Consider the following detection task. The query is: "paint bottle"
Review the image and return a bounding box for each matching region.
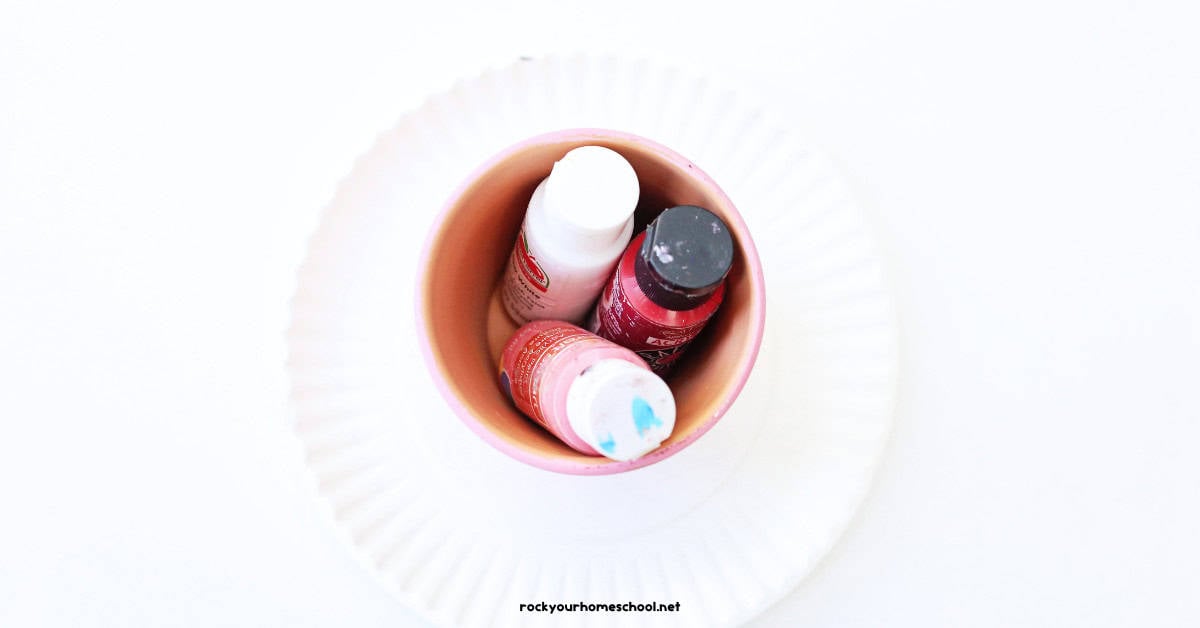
[588,205,734,375]
[498,320,675,461]
[499,146,639,325]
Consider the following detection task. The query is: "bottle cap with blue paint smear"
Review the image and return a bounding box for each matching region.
[565,358,676,461]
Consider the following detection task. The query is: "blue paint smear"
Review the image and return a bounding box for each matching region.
[598,433,616,454]
[633,396,663,436]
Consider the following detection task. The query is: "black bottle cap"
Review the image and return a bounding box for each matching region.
[633,205,734,311]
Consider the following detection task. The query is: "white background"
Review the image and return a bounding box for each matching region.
[3,1,1198,626]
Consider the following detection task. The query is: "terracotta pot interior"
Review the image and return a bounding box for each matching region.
[422,136,757,465]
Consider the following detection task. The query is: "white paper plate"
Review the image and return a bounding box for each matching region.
[288,54,897,627]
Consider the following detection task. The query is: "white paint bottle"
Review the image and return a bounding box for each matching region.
[499,146,639,325]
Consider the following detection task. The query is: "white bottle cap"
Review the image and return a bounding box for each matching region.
[565,359,676,461]
[542,146,640,253]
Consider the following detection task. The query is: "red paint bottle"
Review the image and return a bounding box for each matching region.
[588,205,734,375]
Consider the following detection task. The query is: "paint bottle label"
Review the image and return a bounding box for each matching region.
[499,324,605,427]
[589,267,720,374]
[499,227,552,324]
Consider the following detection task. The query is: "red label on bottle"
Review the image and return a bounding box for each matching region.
[515,230,549,292]
[589,261,720,375]
[500,325,599,425]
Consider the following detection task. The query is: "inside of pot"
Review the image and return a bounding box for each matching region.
[422,133,759,466]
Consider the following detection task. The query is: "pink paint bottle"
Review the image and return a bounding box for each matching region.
[588,205,734,375]
[498,320,676,461]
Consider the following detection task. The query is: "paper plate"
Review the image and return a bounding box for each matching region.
[287,54,897,627]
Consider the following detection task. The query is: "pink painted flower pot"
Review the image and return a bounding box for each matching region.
[417,129,765,475]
